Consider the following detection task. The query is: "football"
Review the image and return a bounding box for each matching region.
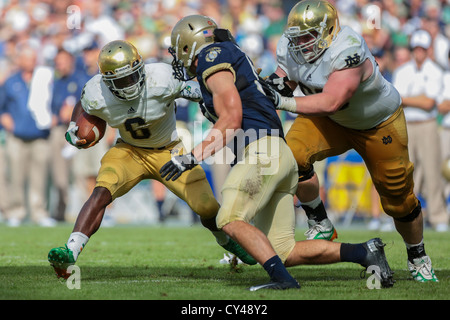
[75,111,107,148]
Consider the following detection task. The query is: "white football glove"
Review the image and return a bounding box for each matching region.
[65,121,86,149]
[179,80,202,102]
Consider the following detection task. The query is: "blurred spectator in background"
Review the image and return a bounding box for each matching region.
[438,50,450,218]
[49,49,85,222]
[83,0,125,48]
[0,0,449,226]
[0,70,9,221]
[0,43,55,227]
[0,120,7,221]
[393,45,411,68]
[0,34,14,221]
[422,16,450,71]
[393,29,448,232]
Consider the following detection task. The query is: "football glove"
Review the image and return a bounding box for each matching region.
[65,121,86,149]
[160,152,199,181]
[258,78,282,108]
[258,78,297,113]
[265,73,294,97]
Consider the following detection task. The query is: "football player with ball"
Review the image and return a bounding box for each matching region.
[48,40,256,279]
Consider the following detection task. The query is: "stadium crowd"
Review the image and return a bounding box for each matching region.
[0,0,449,231]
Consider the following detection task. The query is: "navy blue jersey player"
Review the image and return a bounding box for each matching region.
[197,41,284,141]
[161,15,301,290]
[160,15,395,290]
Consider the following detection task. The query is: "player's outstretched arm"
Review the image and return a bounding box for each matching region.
[270,61,370,116]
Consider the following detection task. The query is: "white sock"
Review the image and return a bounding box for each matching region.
[405,238,424,249]
[212,231,229,246]
[67,232,89,261]
[301,196,322,209]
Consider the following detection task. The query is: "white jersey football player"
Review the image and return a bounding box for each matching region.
[276,23,400,130]
[48,40,256,280]
[79,62,199,149]
[263,0,437,282]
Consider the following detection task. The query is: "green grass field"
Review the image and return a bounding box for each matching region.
[1,224,449,304]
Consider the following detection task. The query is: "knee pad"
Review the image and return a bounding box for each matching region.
[190,196,219,220]
[394,201,422,223]
[372,158,417,218]
[298,165,314,182]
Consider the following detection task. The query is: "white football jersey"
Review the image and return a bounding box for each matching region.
[81,63,200,148]
[277,26,401,130]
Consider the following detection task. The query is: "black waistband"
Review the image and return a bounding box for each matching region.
[116,138,170,150]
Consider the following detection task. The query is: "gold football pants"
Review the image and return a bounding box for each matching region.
[286,107,418,219]
[95,140,219,219]
[216,136,299,262]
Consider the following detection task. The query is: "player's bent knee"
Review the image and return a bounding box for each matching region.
[88,186,113,207]
[372,159,417,218]
[271,238,295,264]
[215,204,250,230]
[298,165,314,182]
[216,213,246,230]
[379,191,418,218]
[96,167,120,198]
[191,199,219,220]
[394,201,422,223]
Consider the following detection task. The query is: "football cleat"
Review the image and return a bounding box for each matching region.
[304,218,338,241]
[220,238,257,265]
[407,256,438,282]
[48,245,76,280]
[248,279,300,291]
[360,238,395,288]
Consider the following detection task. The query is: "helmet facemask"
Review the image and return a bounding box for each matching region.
[168,37,197,82]
[285,21,330,64]
[285,0,340,65]
[98,40,146,101]
[102,59,145,101]
[169,15,217,81]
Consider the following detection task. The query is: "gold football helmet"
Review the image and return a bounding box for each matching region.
[98,40,145,101]
[285,0,340,64]
[443,157,450,182]
[169,15,217,79]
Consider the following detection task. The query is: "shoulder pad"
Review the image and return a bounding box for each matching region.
[213,29,237,45]
[330,28,367,71]
[80,75,105,113]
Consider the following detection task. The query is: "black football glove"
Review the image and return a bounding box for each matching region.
[258,78,283,109]
[160,152,198,181]
[265,73,294,97]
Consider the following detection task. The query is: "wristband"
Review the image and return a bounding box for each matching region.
[67,121,77,131]
[279,97,297,113]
